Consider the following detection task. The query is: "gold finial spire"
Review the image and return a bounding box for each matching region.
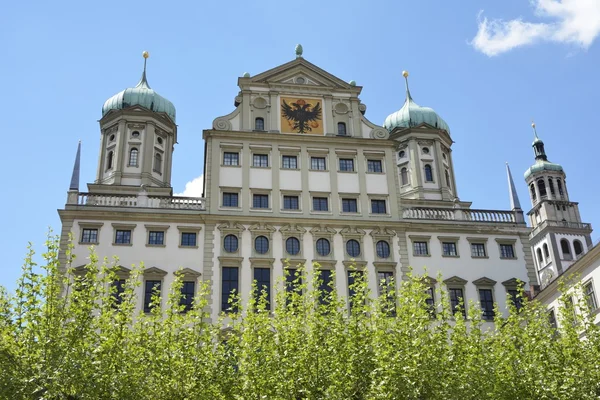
[531,120,538,138]
[136,50,151,89]
[402,70,412,101]
[142,50,149,59]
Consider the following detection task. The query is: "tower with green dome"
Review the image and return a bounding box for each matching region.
[95,51,177,194]
[525,122,592,288]
[384,71,457,202]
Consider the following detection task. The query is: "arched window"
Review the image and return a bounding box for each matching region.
[445,170,451,188]
[543,243,550,258]
[376,240,390,258]
[530,184,536,201]
[224,235,238,253]
[255,117,264,131]
[316,238,331,256]
[401,167,409,186]
[128,148,139,167]
[337,122,347,136]
[557,179,564,195]
[548,178,555,195]
[107,151,114,170]
[560,239,572,260]
[536,248,544,264]
[537,179,547,197]
[153,153,162,173]
[254,236,269,254]
[286,237,300,256]
[424,164,433,182]
[574,240,584,256]
[346,239,361,257]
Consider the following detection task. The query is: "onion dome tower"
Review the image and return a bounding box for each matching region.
[387,71,456,202]
[524,122,592,287]
[94,51,176,194]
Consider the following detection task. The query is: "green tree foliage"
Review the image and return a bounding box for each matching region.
[0,236,599,399]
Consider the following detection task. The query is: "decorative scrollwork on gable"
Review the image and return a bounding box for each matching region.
[217,221,246,233]
[340,226,366,236]
[370,128,389,140]
[213,117,233,131]
[369,227,397,238]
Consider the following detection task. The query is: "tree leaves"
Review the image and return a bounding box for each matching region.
[0,237,599,399]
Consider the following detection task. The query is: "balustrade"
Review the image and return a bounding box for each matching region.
[74,193,205,210]
[402,207,520,224]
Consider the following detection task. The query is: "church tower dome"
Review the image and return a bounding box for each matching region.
[101,51,176,123]
[383,71,450,133]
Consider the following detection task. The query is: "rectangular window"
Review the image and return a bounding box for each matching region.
[282,155,298,169]
[286,268,303,305]
[223,152,239,166]
[548,309,557,329]
[221,267,239,313]
[253,268,271,310]
[144,280,161,313]
[253,194,269,209]
[449,288,465,317]
[283,195,299,210]
[311,157,326,170]
[371,199,387,214]
[413,241,429,256]
[479,289,495,320]
[426,287,435,316]
[442,242,457,256]
[318,269,333,305]
[180,281,195,313]
[148,231,164,245]
[348,270,365,311]
[471,243,486,258]
[500,244,515,259]
[115,230,131,245]
[181,232,197,247]
[507,289,522,311]
[377,271,394,297]
[81,228,98,244]
[342,198,358,213]
[339,158,355,172]
[222,192,239,207]
[584,281,598,311]
[313,197,329,212]
[112,279,126,305]
[253,154,268,167]
[367,159,383,173]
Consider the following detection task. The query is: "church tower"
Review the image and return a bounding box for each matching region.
[383,71,458,202]
[94,51,176,196]
[525,122,593,287]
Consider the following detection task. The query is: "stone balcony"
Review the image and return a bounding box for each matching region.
[401,207,525,224]
[529,220,592,238]
[67,192,205,211]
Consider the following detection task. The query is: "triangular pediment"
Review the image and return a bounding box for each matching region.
[472,277,497,286]
[247,58,356,90]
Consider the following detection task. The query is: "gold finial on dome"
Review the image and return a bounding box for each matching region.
[402,70,409,78]
[142,50,150,59]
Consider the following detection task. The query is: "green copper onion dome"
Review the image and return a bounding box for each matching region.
[383,71,450,133]
[102,51,176,122]
[524,122,563,180]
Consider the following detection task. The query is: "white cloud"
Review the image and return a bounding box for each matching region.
[174,175,204,197]
[472,0,600,56]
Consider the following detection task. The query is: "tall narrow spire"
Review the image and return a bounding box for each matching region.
[506,162,522,210]
[69,141,81,191]
[531,121,547,161]
[402,70,413,102]
[136,50,151,89]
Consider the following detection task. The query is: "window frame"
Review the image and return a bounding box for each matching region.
[310,156,327,171]
[473,277,497,321]
[468,238,488,259]
[252,193,270,210]
[438,236,459,258]
[370,198,388,215]
[223,234,239,253]
[400,167,409,186]
[410,235,431,257]
[252,153,269,168]
[282,155,299,170]
[341,197,359,214]
[338,158,355,172]
[254,117,265,131]
[337,122,347,136]
[254,235,270,255]
[315,237,331,257]
[376,240,391,259]
[424,164,434,182]
[584,280,598,313]
[282,194,300,211]
[221,266,240,313]
[80,227,99,244]
[312,196,329,212]
[252,267,271,310]
[346,239,361,258]
[223,151,240,166]
[444,276,468,318]
[222,191,240,208]
[285,236,301,256]
[112,223,135,246]
[177,226,201,249]
[153,152,163,174]
[128,147,139,167]
[367,159,384,174]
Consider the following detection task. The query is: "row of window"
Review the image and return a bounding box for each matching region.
[548,280,598,329]
[252,117,349,136]
[530,177,565,201]
[223,192,388,214]
[398,165,452,188]
[536,239,585,267]
[105,148,163,173]
[221,233,391,259]
[81,228,198,247]
[411,238,516,259]
[223,152,383,173]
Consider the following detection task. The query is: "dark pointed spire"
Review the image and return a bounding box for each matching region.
[135,50,151,89]
[402,70,413,102]
[506,162,521,210]
[69,141,81,191]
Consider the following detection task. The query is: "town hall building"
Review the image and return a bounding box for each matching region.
[58,48,596,323]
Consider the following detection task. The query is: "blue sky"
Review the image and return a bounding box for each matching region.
[1,0,599,293]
